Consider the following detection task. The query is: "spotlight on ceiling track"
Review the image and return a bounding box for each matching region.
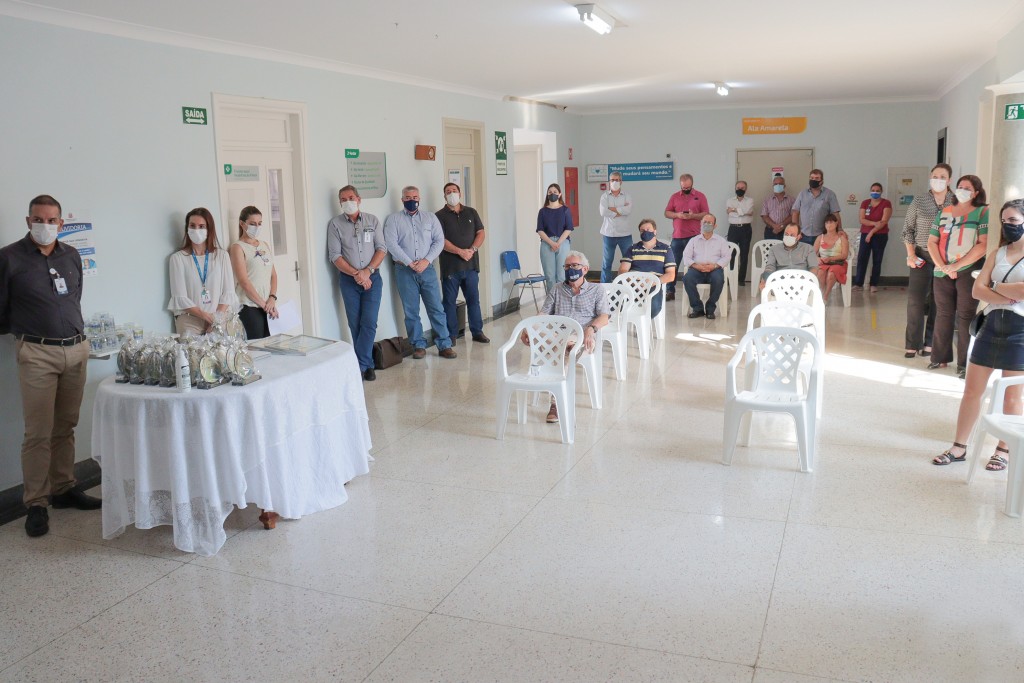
[714,82,730,97]
[576,4,614,35]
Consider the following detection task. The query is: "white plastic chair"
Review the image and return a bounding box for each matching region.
[727,242,741,302]
[496,315,583,444]
[965,376,1024,517]
[576,330,604,410]
[747,301,824,418]
[600,283,635,381]
[723,326,821,473]
[750,239,781,297]
[653,288,666,339]
[840,234,859,307]
[613,272,661,360]
[680,263,730,317]
[762,270,826,346]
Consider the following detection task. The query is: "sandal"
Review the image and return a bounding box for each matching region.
[986,447,1009,472]
[933,442,968,465]
[927,362,948,370]
[919,347,931,357]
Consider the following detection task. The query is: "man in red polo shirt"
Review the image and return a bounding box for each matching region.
[663,173,709,300]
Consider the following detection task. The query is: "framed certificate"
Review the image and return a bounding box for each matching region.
[257,334,337,356]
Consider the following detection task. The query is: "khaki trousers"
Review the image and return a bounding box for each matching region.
[17,340,90,507]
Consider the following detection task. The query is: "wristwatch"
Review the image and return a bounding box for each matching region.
[587,324,597,334]
[368,267,376,275]
[990,280,998,292]
[471,246,478,253]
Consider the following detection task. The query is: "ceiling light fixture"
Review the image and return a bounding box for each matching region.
[715,82,730,97]
[576,4,614,35]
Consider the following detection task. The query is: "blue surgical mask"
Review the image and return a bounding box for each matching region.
[870,192,882,200]
[403,199,419,212]
[565,266,584,283]
[640,230,655,242]
[773,184,785,193]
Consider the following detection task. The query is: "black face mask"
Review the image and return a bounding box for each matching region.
[1002,222,1024,244]
[681,187,692,194]
[547,193,560,204]
[735,189,746,197]
[640,230,655,242]
[809,179,822,189]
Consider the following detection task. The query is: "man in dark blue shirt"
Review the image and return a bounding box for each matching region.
[618,218,676,319]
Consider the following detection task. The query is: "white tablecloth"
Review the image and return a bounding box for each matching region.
[92,342,372,556]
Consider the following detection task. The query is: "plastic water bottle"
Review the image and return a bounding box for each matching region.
[176,345,191,392]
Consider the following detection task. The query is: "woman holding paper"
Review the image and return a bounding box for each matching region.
[229,205,278,340]
[168,207,238,336]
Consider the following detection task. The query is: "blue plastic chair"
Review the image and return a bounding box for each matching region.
[500,250,548,314]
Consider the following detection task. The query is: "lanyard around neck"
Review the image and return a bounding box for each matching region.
[191,251,209,286]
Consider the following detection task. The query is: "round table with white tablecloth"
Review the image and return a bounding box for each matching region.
[91,341,371,556]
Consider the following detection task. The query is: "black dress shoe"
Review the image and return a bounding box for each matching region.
[362,368,376,381]
[472,333,491,344]
[706,311,716,320]
[25,506,49,537]
[687,309,705,319]
[50,486,102,510]
[665,292,676,302]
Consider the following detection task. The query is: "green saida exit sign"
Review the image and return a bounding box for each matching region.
[345,149,359,158]
[182,107,208,125]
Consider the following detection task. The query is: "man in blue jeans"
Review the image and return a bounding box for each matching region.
[599,171,633,282]
[436,182,489,346]
[328,185,388,380]
[384,185,457,360]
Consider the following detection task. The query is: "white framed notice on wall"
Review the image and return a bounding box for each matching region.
[886,166,929,221]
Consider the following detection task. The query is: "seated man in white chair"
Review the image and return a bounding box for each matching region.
[520,250,610,424]
[758,222,820,291]
[682,214,731,319]
[617,218,676,320]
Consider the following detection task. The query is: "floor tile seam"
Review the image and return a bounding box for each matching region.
[182,561,435,614]
[0,559,191,675]
[421,610,759,670]
[779,517,1024,547]
[546,494,791,525]
[753,518,791,671]
[363,472,548,502]
[37,530,193,564]
[358,609,433,683]
[753,666,856,683]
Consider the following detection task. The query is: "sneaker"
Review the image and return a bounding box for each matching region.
[25,506,49,537]
[546,403,559,423]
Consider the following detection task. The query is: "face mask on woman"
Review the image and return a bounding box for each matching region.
[188,228,207,244]
[1002,221,1024,244]
[245,224,260,239]
[870,192,882,200]
[929,178,948,193]
[547,193,560,204]
[954,188,974,204]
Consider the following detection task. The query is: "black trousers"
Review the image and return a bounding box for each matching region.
[727,224,752,284]
[238,304,270,340]
[904,247,935,352]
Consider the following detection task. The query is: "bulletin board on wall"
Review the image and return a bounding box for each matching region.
[886,166,929,221]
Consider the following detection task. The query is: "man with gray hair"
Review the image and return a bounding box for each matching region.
[521,250,610,423]
[384,185,456,359]
[599,171,633,283]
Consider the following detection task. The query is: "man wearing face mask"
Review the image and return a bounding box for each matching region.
[759,223,819,290]
[384,185,456,359]
[436,182,489,347]
[792,169,841,245]
[0,195,100,538]
[681,215,731,319]
[664,173,709,301]
[328,185,387,381]
[599,171,633,283]
[618,218,676,320]
[761,176,794,241]
[726,180,754,285]
[522,251,610,424]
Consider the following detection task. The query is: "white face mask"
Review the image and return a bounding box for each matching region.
[245,224,261,239]
[783,234,798,247]
[188,228,208,245]
[954,188,973,204]
[930,178,948,193]
[445,192,460,207]
[30,223,58,246]
[609,180,621,191]
[341,200,359,216]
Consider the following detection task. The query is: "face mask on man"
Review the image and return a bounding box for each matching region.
[773,184,785,193]
[701,222,715,234]
[783,234,798,247]
[445,192,460,207]
[735,188,746,197]
[564,266,584,283]
[954,188,974,204]
[929,178,948,193]
[341,200,359,215]
[245,224,261,239]
[1002,222,1024,244]
[809,179,822,189]
[640,230,655,242]
[403,199,419,213]
[681,187,692,195]
[30,223,58,246]
[188,228,207,244]
[609,181,621,191]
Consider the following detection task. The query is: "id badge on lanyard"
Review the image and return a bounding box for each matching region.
[50,268,68,296]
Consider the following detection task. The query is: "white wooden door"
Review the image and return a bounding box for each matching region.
[443,122,489,314]
[514,145,543,276]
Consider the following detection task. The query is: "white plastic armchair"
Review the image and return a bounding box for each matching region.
[762,270,826,346]
[681,261,730,317]
[840,234,859,307]
[600,283,635,381]
[496,315,583,444]
[613,272,661,359]
[747,301,825,418]
[965,376,1024,517]
[723,326,822,473]
[727,242,741,302]
[750,239,781,298]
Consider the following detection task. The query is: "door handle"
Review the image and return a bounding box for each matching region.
[293,261,300,281]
